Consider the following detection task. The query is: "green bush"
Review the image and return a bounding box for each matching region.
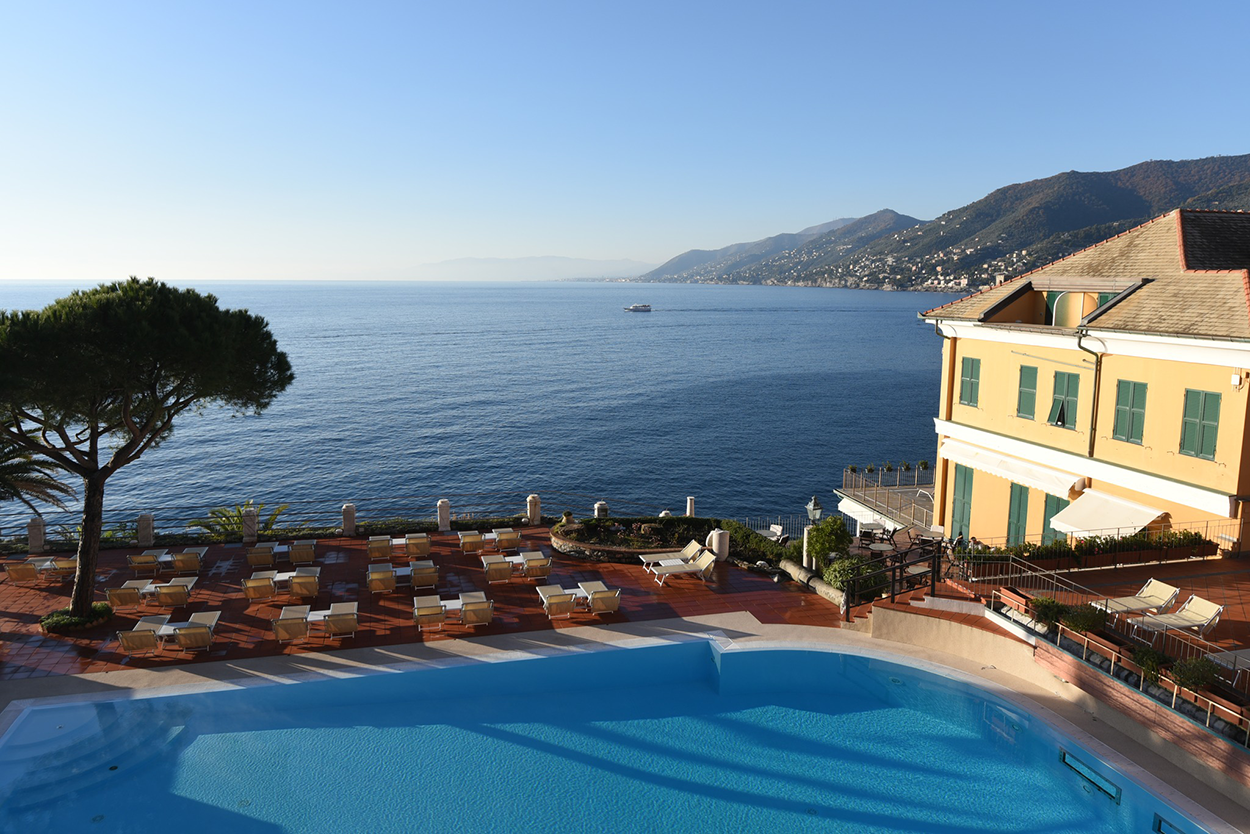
[823,555,888,602]
[1170,657,1218,692]
[1060,604,1106,633]
[804,516,852,572]
[41,603,113,633]
[1132,646,1170,685]
[1028,596,1069,628]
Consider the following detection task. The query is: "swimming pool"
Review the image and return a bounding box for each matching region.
[0,640,1229,833]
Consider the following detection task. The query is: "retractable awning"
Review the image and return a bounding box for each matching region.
[939,438,1083,497]
[1047,489,1166,536]
[835,497,902,531]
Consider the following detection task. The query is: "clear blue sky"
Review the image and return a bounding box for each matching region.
[3,0,1248,281]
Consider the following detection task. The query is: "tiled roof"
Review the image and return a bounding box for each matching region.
[922,210,1250,340]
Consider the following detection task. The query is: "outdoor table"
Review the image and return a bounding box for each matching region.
[273,567,320,587]
[307,601,358,627]
[868,543,895,554]
[754,528,782,542]
[576,581,608,606]
[392,565,413,584]
[860,523,884,534]
[139,576,197,596]
[537,584,577,602]
[503,554,527,571]
[481,554,507,566]
[152,619,195,641]
[491,528,514,536]
[390,538,406,547]
[414,594,474,619]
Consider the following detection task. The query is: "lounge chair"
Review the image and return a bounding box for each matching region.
[243,577,277,601]
[273,617,309,643]
[414,599,446,632]
[173,625,213,654]
[1135,595,1225,638]
[289,574,319,600]
[246,547,275,568]
[367,539,393,561]
[1091,579,1179,616]
[639,540,705,571]
[405,534,431,558]
[460,534,485,555]
[171,551,202,576]
[589,588,621,616]
[189,611,222,631]
[367,567,397,595]
[461,600,494,628]
[154,583,191,608]
[494,530,522,552]
[410,561,438,590]
[6,562,42,585]
[128,552,162,577]
[289,544,316,565]
[117,629,160,656]
[485,561,512,584]
[543,592,575,620]
[323,612,359,640]
[523,555,552,581]
[652,552,717,586]
[106,587,143,610]
[46,559,77,580]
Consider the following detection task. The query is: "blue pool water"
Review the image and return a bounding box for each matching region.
[0,642,1216,834]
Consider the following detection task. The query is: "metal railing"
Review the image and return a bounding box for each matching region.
[843,539,943,618]
[838,466,935,529]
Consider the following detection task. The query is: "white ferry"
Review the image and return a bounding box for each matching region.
[624,304,652,312]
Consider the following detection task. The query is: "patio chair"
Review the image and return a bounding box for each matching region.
[367,567,397,595]
[652,552,717,586]
[1135,595,1225,639]
[243,577,277,602]
[173,625,213,655]
[410,562,438,590]
[323,612,359,640]
[589,589,621,616]
[414,601,446,632]
[460,534,485,555]
[288,574,319,601]
[171,551,202,576]
[273,617,309,644]
[154,583,191,608]
[128,552,161,578]
[520,556,549,581]
[367,539,393,561]
[46,559,78,580]
[289,544,316,566]
[246,547,275,568]
[405,534,431,558]
[485,561,512,584]
[117,629,160,657]
[189,611,222,631]
[106,587,143,610]
[639,540,705,569]
[494,530,522,552]
[5,562,42,585]
[1091,579,1179,616]
[543,592,576,620]
[460,600,494,628]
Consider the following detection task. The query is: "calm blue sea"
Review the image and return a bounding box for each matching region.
[0,281,956,522]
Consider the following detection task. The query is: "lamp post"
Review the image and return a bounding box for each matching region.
[805,496,823,526]
[802,496,823,571]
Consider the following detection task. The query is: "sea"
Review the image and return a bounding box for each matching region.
[0,281,958,527]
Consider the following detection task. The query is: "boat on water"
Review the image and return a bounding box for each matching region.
[624,304,652,312]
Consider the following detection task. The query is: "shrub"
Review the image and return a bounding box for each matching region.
[1170,657,1218,692]
[1132,646,1170,685]
[918,460,930,470]
[41,603,112,633]
[191,500,291,537]
[804,516,852,572]
[824,555,888,602]
[1060,604,1106,633]
[1028,596,1069,629]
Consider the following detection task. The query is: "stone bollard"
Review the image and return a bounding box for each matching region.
[802,525,813,571]
[241,507,258,545]
[437,499,451,532]
[137,513,155,548]
[686,496,695,517]
[594,501,609,518]
[342,503,356,537]
[27,517,45,554]
[705,528,729,562]
[658,509,672,518]
[526,494,541,526]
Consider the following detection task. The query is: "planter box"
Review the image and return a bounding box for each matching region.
[999,587,1032,616]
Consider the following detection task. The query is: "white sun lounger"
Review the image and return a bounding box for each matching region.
[639,540,705,572]
[652,552,717,586]
[1090,578,1179,616]
[1134,594,1224,638]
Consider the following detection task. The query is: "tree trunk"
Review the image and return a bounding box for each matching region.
[69,473,106,617]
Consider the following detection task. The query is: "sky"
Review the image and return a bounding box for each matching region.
[3,0,1249,282]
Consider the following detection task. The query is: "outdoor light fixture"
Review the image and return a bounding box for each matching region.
[805,495,823,525]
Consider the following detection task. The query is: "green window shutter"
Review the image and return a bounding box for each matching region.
[1017,366,1037,419]
[1113,380,1147,443]
[1007,483,1029,545]
[1180,390,1201,455]
[1097,292,1115,307]
[1049,372,1080,429]
[1042,494,1069,544]
[951,464,973,539]
[959,357,980,407]
[1130,382,1147,443]
[1180,390,1219,459]
[1200,391,1220,459]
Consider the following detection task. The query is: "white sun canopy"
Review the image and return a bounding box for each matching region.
[939,438,1082,497]
[1047,489,1166,536]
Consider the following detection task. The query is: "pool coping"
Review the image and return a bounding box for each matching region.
[0,611,1246,833]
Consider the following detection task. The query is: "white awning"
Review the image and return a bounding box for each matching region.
[836,498,901,531]
[939,438,1083,497]
[1048,489,1166,536]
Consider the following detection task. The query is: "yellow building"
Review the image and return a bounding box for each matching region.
[920,209,1250,549]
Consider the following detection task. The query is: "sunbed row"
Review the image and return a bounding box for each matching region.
[1092,579,1225,639]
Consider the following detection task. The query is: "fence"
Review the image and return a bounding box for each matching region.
[839,466,936,530]
[732,512,856,544]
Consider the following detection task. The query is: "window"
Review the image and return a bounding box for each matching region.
[959,357,980,407]
[1112,380,1147,444]
[1047,372,1080,429]
[1007,483,1029,545]
[1017,365,1037,419]
[951,464,973,538]
[1180,389,1220,460]
[1043,494,1069,544]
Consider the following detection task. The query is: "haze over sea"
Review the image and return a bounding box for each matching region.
[1,281,957,525]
